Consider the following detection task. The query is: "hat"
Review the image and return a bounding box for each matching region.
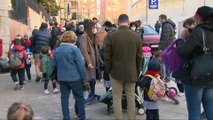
[148,60,161,72]
[195,6,213,20]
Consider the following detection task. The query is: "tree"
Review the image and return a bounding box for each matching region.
[37,0,60,16]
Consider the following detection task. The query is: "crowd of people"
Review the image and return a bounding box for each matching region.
[5,5,213,120]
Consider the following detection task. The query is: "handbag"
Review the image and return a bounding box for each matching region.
[190,29,213,83]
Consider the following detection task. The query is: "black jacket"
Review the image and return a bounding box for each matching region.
[176,22,213,85]
[159,19,176,50]
[137,76,153,101]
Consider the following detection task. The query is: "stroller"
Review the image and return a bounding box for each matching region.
[0,59,10,73]
[99,89,145,115]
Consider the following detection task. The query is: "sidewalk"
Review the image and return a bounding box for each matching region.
[0,68,187,119]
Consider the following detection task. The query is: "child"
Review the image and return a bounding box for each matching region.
[137,60,161,120]
[40,47,59,94]
[141,46,152,76]
[9,38,27,90]
[25,48,33,81]
[7,102,34,120]
[23,35,33,81]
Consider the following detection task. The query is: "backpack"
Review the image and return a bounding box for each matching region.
[9,49,23,68]
[162,38,184,72]
[146,74,166,101]
[26,48,33,65]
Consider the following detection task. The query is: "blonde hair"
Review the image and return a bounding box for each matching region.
[60,31,77,43]
[7,102,34,120]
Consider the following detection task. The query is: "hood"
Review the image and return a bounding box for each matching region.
[13,45,25,52]
[198,22,213,32]
[165,19,176,28]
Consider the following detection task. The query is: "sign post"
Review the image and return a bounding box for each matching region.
[146,0,158,24]
[149,0,158,9]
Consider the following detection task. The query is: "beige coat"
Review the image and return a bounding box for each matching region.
[95,30,107,48]
[79,33,102,81]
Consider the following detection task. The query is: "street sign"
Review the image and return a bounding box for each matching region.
[149,0,158,9]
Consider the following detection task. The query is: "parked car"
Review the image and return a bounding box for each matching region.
[136,25,160,49]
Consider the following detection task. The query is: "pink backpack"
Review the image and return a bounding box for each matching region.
[162,38,185,72]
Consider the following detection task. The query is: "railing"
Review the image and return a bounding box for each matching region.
[9,0,28,24]
[9,0,50,24]
[28,0,50,21]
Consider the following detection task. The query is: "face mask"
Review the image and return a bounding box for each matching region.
[131,27,136,31]
[105,28,110,32]
[93,28,97,34]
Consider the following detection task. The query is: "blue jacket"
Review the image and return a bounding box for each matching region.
[34,29,52,53]
[51,43,87,82]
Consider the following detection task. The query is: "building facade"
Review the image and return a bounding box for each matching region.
[129,0,213,27]
[100,0,128,23]
[78,0,98,19]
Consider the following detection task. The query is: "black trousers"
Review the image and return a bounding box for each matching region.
[25,64,31,80]
[177,83,184,93]
[146,109,159,120]
[11,68,25,85]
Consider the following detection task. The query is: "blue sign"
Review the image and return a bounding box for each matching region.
[149,0,158,9]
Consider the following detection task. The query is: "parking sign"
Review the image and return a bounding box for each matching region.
[149,0,158,9]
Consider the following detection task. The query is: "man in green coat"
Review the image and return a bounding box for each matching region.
[105,14,142,120]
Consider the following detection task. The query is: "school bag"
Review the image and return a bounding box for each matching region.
[162,38,184,72]
[26,48,33,65]
[146,74,166,101]
[9,49,23,68]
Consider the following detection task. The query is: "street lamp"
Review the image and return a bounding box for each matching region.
[146,0,148,24]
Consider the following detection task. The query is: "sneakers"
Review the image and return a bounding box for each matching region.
[14,82,19,90]
[53,88,60,93]
[44,89,50,95]
[20,85,24,90]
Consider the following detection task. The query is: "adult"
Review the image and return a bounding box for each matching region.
[92,17,102,31]
[129,22,137,32]
[103,21,112,32]
[79,19,102,99]
[159,14,176,50]
[75,23,85,48]
[50,22,60,50]
[159,15,176,80]
[154,20,161,33]
[33,22,52,82]
[105,14,142,120]
[176,6,213,120]
[51,31,87,120]
[181,18,196,39]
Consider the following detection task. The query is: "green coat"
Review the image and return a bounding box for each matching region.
[105,25,142,83]
[40,53,52,80]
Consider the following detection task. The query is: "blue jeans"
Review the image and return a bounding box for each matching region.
[60,81,85,120]
[184,84,213,120]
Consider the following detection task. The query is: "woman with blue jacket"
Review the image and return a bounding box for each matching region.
[51,31,87,120]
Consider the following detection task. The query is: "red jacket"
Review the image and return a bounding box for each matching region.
[25,38,31,48]
[8,45,27,70]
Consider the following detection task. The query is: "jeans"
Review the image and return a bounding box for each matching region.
[10,68,25,85]
[141,57,151,75]
[146,109,159,120]
[184,84,213,120]
[60,81,85,120]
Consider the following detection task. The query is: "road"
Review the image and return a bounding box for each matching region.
[0,66,187,119]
